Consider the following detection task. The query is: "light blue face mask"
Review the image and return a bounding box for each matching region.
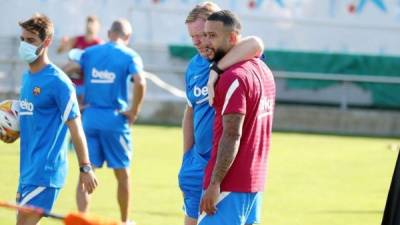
[18,41,42,64]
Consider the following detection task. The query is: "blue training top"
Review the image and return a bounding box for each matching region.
[79,42,143,132]
[19,63,80,188]
[185,54,215,160]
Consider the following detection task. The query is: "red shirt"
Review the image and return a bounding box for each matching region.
[74,35,102,50]
[72,35,102,86]
[203,58,276,192]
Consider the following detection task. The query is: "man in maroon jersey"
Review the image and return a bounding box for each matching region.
[58,16,102,108]
[198,10,276,225]
[57,16,102,53]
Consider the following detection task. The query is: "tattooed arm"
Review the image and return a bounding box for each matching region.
[200,113,245,215]
[211,114,245,185]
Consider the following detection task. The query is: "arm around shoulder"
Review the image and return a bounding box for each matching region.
[217,36,264,70]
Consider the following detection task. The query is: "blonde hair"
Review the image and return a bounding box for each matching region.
[19,13,54,41]
[185,1,221,23]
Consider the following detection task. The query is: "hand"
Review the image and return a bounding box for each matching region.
[58,36,70,53]
[199,183,220,215]
[207,70,218,106]
[61,36,70,43]
[79,171,98,194]
[120,109,138,125]
[0,131,19,143]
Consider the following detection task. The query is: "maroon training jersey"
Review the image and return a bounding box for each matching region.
[74,35,102,50]
[72,35,102,86]
[203,58,276,192]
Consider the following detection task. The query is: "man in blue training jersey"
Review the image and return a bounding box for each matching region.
[64,19,146,225]
[0,14,98,225]
[178,2,264,225]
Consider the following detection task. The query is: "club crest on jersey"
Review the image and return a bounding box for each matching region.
[33,87,41,96]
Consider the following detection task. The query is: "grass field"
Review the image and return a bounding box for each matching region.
[0,124,398,225]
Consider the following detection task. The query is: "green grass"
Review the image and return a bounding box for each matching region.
[0,124,398,225]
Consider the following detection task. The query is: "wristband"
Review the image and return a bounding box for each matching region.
[210,62,224,75]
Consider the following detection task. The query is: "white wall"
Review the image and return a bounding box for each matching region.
[1,0,400,55]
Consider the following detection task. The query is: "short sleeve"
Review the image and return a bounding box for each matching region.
[128,55,144,77]
[218,74,246,115]
[53,78,80,123]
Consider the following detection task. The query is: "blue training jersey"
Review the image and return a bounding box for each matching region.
[80,42,143,132]
[19,63,80,188]
[185,54,215,160]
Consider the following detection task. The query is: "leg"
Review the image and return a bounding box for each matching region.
[16,185,60,225]
[185,216,197,225]
[101,131,132,223]
[114,168,131,223]
[178,148,207,225]
[181,189,203,225]
[16,212,42,225]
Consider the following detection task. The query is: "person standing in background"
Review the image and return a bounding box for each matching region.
[63,19,146,225]
[58,16,102,108]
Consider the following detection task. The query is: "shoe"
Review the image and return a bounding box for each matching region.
[122,220,136,225]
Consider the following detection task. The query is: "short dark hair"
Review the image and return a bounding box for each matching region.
[207,10,241,32]
[18,13,54,41]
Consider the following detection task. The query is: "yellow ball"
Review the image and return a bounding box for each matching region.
[0,100,20,139]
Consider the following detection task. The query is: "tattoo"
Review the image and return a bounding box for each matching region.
[210,114,245,185]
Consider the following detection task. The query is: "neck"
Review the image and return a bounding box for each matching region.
[84,33,96,41]
[29,54,49,74]
[110,38,126,46]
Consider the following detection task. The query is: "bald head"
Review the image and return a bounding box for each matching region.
[108,19,132,43]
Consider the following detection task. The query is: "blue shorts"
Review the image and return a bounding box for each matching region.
[85,129,132,169]
[178,147,208,219]
[17,184,60,213]
[198,192,263,225]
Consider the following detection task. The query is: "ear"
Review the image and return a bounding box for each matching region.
[123,34,131,44]
[43,37,52,48]
[229,32,238,45]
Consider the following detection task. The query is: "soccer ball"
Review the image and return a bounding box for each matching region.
[0,100,20,139]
